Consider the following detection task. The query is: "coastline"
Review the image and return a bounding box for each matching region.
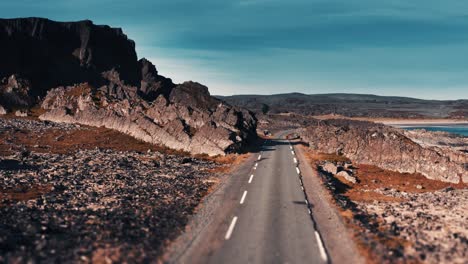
[380,120,468,126]
[312,115,468,126]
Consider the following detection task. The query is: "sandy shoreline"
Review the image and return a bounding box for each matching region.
[385,122,468,127]
[380,120,468,127]
[311,115,468,126]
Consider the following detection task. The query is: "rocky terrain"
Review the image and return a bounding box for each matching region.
[0,18,257,156]
[0,117,228,263]
[360,188,468,263]
[255,113,317,134]
[306,154,468,264]
[403,129,468,152]
[219,93,468,119]
[299,119,467,184]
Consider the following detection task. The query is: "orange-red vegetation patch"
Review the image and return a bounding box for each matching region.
[350,164,467,200]
[0,123,190,156]
[0,185,52,203]
[204,153,250,174]
[300,146,466,204]
[307,152,351,164]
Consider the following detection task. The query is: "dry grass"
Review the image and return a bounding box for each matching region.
[0,185,52,203]
[0,122,193,156]
[204,153,251,174]
[306,152,351,163]
[352,164,466,195]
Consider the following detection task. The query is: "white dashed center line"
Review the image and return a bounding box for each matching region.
[296,167,300,174]
[293,157,297,163]
[291,151,295,155]
[258,155,262,160]
[225,216,238,240]
[239,190,248,204]
[315,231,328,262]
[248,174,254,183]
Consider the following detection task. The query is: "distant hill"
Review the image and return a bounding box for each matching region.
[217,93,468,119]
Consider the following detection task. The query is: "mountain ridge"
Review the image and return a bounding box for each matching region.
[217,93,468,118]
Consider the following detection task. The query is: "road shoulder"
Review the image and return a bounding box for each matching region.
[162,152,258,263]
[294,142,366,264]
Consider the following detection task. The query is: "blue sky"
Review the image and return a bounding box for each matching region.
[1,0,468,99]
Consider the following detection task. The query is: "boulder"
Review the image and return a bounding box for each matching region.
[336,170,357,184]
[321,162,338,175]
[0,105,6,115]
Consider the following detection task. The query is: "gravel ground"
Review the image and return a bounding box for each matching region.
[359,188,468,264]
[316,161,468,264]
[0,118,221,263]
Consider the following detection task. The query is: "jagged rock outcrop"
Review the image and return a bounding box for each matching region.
[300,119,467,183]
[40,82,256,156]
[138,58,174,100]
[0,17,257,155]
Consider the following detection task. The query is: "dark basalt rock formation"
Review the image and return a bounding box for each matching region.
[138,58,174,100]
[300,119,467,183]
[0,18,257,155]
[0,18,141,99]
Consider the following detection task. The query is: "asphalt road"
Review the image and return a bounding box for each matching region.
[170,137,327,264]
[204,138,327,264]
[168,134,363,264]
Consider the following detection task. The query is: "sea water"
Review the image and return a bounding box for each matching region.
[402,126,468,137]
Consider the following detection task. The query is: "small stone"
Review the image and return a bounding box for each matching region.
[0,105,6,115]
[416,185,424,190]
[15,110,28,117]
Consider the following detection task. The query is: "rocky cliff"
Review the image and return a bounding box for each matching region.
[300,119,467,183]
[0,18,257,156]
[0,18,142,99]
